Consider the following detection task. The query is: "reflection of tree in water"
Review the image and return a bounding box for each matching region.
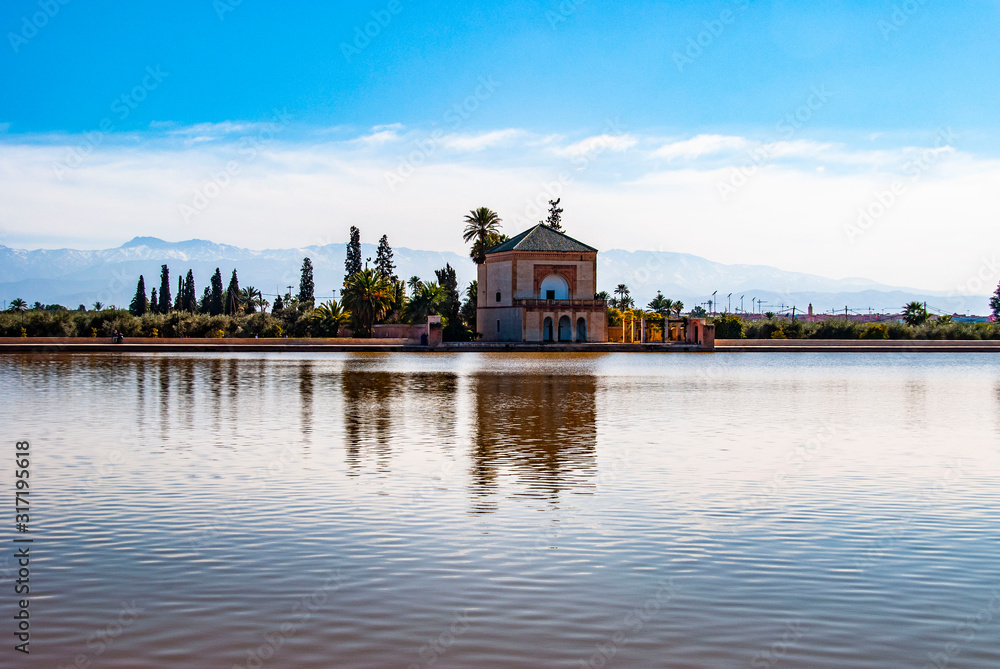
[341,370,459,475]
[471,373,597,512]
[298,361,313,447]
[342,371,403,475]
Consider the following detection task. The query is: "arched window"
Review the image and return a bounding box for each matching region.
[539,274,569,300]
[576,317,587,342]
[543,317,554,342]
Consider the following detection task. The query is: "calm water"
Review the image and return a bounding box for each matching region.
[2,352,1000,668]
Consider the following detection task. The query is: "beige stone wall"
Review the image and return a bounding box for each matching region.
[485,260,513,306]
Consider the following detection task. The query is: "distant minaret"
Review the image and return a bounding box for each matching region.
[808,303,814,316]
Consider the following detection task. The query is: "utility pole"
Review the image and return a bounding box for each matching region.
[727,293,732,313]
[740,295,744,313]
[712,291,717,315]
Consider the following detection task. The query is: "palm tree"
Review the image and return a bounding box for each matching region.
[902,301,928,326]
[310,300,350,337]
[240,286,264,314]
[595,291,610,303]
[341,268,395,337]
[405,282,443,324]
[463,207,502,264]
[647,291,673,316]
[672,301,684,318]
[8,298,27,328]
[407,276,423,295]
[613,284,633,311]
[92,301,104,311]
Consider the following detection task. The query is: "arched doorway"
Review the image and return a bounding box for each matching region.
[539,274,569,300]
[576,317,587,342]
[558,315,572,341]
[543,317,554,342]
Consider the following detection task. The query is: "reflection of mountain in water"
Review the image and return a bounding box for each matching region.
[471,373,597,511]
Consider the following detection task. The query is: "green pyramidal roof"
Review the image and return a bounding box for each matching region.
[485,224,598,255]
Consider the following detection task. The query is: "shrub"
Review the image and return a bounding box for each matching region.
[860,323,889,340]
[713,314,744,339]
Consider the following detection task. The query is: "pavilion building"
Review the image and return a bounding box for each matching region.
[476,224,607,342]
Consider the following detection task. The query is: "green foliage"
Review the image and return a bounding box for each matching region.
[461,280,477,333]
[298,257,315,307]
[435,263,469,341]
[463,207,503,264]
[902,301,928,326]
[345,226,362,284]
[158,264,171,314]
[405,282,443,324]
[861,323,890,339]
[611,284,633,311]
[342,268,394,337]
[712,314,745,339]
[224,269,240,315]
[541,198,563,232]
[130,275,148,316]
[990,281,1000,318]
[375,235,396,282]
[309,300,349,337]
[647,291,673,316]
[210,268,224,316]
[690,306,707,317]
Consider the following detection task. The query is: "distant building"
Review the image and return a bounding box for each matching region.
[476,224,607,342]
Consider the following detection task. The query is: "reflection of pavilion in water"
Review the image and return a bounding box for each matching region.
[471,373,597,512]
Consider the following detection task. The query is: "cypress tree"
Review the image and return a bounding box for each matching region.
[375,234,396,281]
[224,269,240,315]
[174,275,183,311]
[158,264,171,313]
[130,275,148,316]
[210,268,224,316]
[298,257,315,307]
[183,270,197,312]
[149,287,159,315]
[344,226,362,284]
[199,286,211,313]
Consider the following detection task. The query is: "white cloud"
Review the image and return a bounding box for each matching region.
[651,134,750,160]
[0,125,996,293]
[440,129,524,152]
[554,133,639,158]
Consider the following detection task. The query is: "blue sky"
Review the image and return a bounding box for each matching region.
[3,1,999,136]
[1,1,999,293]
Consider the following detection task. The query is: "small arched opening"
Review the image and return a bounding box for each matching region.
[576,317,587,342]
[543,317,554,342]
[558,315,572,341]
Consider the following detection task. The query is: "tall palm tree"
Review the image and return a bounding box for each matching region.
[407,276,423,295]
[463,207,502,264]
[7,298,27,313]
[341,268,395,337]
[310,300,350,337]
[672,301,684,318]
[405,282,443,324]
[613,284,633,311]
[92,301,104,311]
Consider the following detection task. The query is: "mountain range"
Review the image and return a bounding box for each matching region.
[0,237,989,316]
